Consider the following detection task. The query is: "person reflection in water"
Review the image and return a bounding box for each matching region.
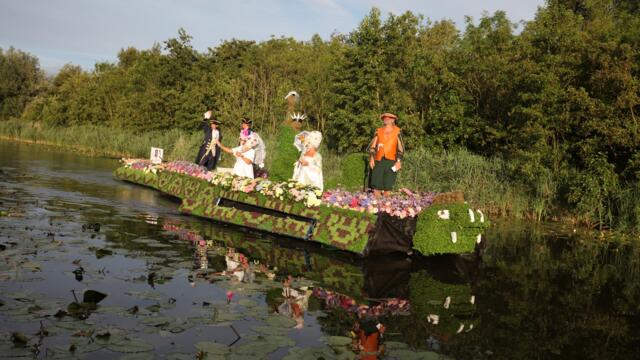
[278,275,311,329]
[352,317,386,360]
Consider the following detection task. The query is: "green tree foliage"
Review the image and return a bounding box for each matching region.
[2,1,639,230]
[0,47,43,119]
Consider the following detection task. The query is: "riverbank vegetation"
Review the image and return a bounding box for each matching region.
[0,0,638,231]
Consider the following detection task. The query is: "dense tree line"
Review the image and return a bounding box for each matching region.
[1,0,638,230]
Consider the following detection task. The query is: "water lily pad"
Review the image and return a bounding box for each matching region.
[195,341,230,355]
[323,336,352,347]
[263,335,295,348]
[119,353,154,360]
[230,340,279,357]
[388,349,444,360]
[106,338,154,353]
[265,315,296,328]
[282,346,335,360]
[384,341,410,351]
[20,261,41,272]
[140,316,173,327]
[250,325,290,336]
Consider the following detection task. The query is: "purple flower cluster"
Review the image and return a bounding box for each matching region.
[163,161,213,181]
[322,188,435,218]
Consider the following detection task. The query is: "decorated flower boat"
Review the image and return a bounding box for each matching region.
[114,159,489,256]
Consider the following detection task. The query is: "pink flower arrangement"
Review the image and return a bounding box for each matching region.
[322,188,434,218]
[123,159,435,218]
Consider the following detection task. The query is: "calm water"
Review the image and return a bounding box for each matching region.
[0,141,638,359]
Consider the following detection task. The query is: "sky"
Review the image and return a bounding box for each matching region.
[0,0,545,74]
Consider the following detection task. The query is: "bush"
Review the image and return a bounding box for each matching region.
[269,126,299,182]
[337,152,368,190]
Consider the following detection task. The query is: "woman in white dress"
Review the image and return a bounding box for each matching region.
[218,138,255,179]
[292,131,323,191]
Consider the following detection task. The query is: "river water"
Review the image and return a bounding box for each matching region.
[0,140,638,359]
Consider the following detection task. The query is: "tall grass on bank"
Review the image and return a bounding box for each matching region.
[0,119,201,160]
[0,119,534,216]
[397,147,530,217]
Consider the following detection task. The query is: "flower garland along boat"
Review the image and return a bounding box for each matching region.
[114,159,489,256]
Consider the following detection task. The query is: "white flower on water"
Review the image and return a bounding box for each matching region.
[443,296,451,309]
[468,208,475,222]
[476,234,482,244]
[451,232,457,243]
[457,324,465,334]
[437,210,450,220]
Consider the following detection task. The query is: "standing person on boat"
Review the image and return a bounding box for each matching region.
[368,113,405,197]
[292,131,324,191]
[217,118,257,178]
[236,117,267,177]
[195,110,222,171]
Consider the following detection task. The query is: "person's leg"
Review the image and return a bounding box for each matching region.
[370,160,385,197]
[382,158,397,196]
[204,156,215,171]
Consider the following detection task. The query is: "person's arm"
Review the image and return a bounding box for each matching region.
[368,135,378,169]
[238,149,254,165]
[394,131,405,171]
[239,153,253,165]
[217,140,233,154]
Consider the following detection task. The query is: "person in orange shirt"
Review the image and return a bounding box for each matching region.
[368,113,405,197]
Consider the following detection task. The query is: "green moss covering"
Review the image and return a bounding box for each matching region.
[413,203,489,256]
[338,152,368,190]
[269,126,299,182]
[115,166,483,257]
[114,166,377,255]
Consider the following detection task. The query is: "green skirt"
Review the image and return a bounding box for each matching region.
[370,158,397,191]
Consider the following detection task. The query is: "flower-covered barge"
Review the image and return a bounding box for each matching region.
[115,159,488,256]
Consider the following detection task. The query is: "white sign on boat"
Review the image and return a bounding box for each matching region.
[150,147,163,164]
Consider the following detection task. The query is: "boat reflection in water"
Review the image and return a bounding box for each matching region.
[162,218,479,353]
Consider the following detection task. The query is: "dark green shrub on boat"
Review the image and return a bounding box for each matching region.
[269,126,298,182]
[337,153,368,190]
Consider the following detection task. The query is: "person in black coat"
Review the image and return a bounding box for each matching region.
[195,111,223,171]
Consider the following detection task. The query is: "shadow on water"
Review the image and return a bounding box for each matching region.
[1,140,639,359]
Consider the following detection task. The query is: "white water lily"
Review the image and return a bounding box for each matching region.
[443,296,451,309]
[476,234,482,244]
[427,314,439,325]
[451,232,457,243]
[468,208,475,222]
[437,210,450,220]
